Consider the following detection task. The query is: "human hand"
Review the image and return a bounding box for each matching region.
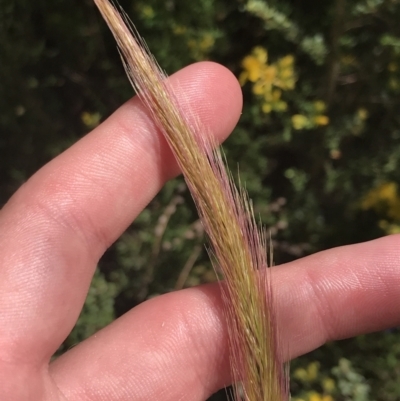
[1,62,399,401]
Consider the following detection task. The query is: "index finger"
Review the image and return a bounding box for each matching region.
[0,62,243,366]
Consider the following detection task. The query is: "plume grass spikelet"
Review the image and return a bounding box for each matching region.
[93,1,289,399]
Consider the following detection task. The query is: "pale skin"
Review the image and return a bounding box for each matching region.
[1,62,400,401]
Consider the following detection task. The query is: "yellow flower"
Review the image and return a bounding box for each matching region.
[278,54,294,68]
[294,367,308,382]
[322,377,336,392]
[253,46,268,63]
[278,67,294,81]
[263,90,273,102]
[283,78,296,90]
[199,34,215,51]
[389,198,400,220]
[309,392,323,401]
[292,114,309,130]
[81,112,101,129]
[242,55,263,82]
[307,362,320,381]
[262,103,272,113]
[361,182,400,218]
[313,100,326,113]
[263,65,277,83]
[239,71,248,86]
[308,392,333,401]
[272,89,282,101]
[252,81,267,95]
[357,108,368,120]
[240,47,297,110]
[314,115,329,126]
[379,221,400,234]
[140,5,155,19]
[377,182,397,202]
[274,101,288,111]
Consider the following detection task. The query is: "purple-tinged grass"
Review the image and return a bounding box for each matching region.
[93,1,289,399]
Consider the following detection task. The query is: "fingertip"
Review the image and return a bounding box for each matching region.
[168,61,243,143]
[0,60,243,368]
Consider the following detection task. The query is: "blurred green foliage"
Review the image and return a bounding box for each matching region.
[1,0,400,399]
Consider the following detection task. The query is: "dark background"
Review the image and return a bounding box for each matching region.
[1,0,400,399]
